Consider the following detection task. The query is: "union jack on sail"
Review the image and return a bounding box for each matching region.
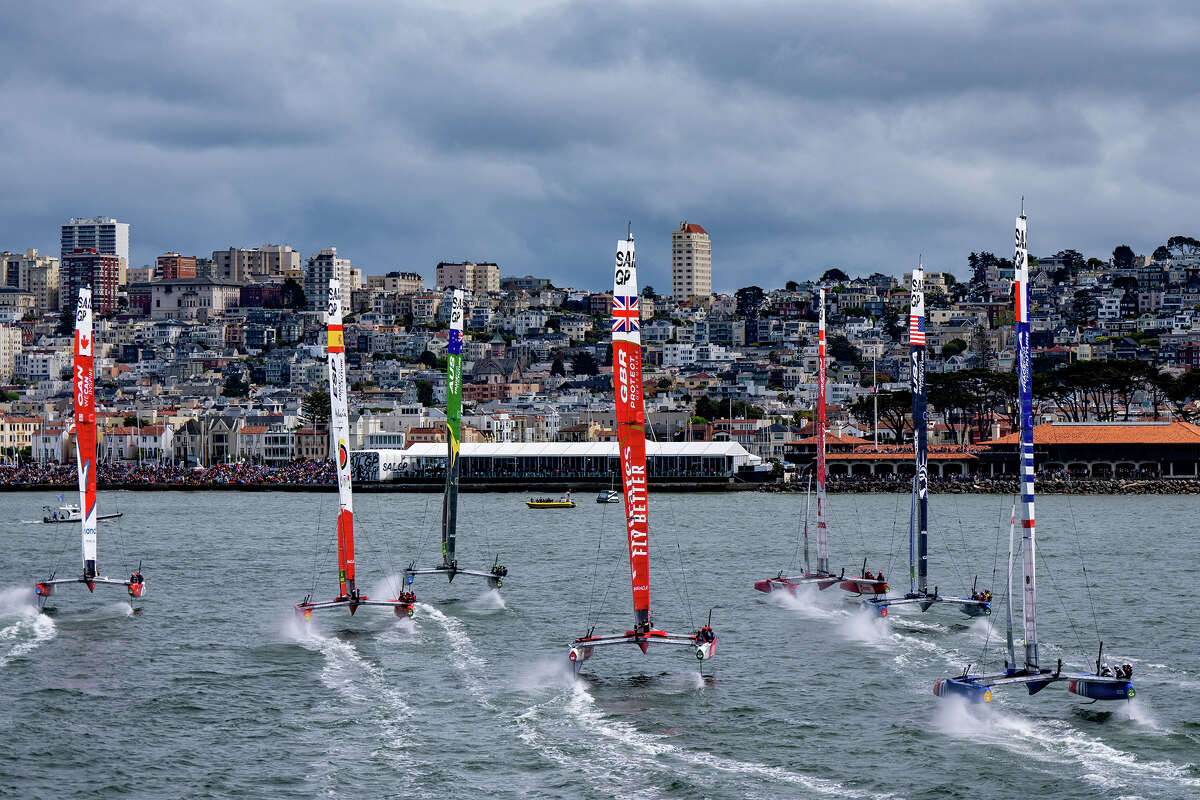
[612,295,639,333]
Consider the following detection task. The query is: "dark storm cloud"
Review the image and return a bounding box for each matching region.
[1,0,1199,292]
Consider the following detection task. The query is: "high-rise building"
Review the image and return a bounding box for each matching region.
[435,261,499,294]
[1,249,59,313]
[671,221,712,306]
[212,245,301,282]
[305,247,352,310]
[61,249,121,314]
[61,217,130,264]
[156,252,197,281]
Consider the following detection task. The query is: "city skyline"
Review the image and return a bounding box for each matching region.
[2,3,1199,293]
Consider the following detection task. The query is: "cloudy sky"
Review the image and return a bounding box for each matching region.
[1,1,1198,292]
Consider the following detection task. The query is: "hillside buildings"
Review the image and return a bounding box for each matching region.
[212,245,302,283]
[1,249,59,313]
[436,261,500,294]
[60,217,130,264]
[304,247,354,310]
[672,221,712,306]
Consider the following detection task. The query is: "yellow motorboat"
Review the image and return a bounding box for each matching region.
[526,493,575,509]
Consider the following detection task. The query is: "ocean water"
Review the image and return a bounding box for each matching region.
[0,488,1196,799]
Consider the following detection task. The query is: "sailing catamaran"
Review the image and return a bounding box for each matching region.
[864,266,990,619]
[296,279,416,618]
[568,230,715,671]
[754,288,886,596]
[934,211,1135,703]
[405,289,508,591]
[34,288,145,610]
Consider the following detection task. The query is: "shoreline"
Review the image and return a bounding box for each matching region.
[2,477,1199,494]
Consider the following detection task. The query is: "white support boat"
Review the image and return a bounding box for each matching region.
[42,503,123,524]
[34,288,145,610]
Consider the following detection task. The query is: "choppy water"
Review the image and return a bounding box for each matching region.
[0,489,1197,799]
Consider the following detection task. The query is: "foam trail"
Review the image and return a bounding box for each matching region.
[287,619,420,794]
[465,588,507,613]
[419,604,495,710]
[557,681,891,798]
[933,692,1198,795]
[0,609,55,668]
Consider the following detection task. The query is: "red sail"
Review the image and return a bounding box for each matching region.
[74,287,98,577]
[612,237,650,632]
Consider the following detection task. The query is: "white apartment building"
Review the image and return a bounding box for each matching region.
[305,247,353,310]
[671,221,712,306]
[366,271,424,294]
[212,245,302,282]
[16,348,71,382]
[61,217,130,264]
[1,249,60,313]
[0,326,22,381]
[436,261,500,294]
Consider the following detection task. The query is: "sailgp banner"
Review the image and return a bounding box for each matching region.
[326,279,356,593]
[1014,213,1038,666]
[613,237,650,621]
[74,287,98,572]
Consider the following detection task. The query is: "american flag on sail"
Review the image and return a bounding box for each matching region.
[909,314,925,346]
[612,295,640,333]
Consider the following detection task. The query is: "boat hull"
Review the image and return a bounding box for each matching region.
[526,501,575,509]
[933,678,993,703]
[1068,678,1135,701]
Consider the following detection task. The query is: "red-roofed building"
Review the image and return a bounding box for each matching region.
[984,421,1200,477]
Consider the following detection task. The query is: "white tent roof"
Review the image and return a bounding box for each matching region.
[370,441,757,460]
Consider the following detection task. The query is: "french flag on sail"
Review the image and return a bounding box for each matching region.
[909,314,925,346]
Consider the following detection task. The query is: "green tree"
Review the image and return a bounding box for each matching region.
[1112,244,1135,270]
[221,373,249,397]
[941,338,968,358]
[415,379,433,406]
[571,351,599,376]
[827,334,861,365]
[820,268,849,283]
[281,278,306,310]
[850,390,911,443]
[785,280,800,292]
[56,307,74,336]
[550,355,566,377]
[301,390,331,428]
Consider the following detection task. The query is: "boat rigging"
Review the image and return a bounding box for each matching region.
[568,229,715,672]
[933,209,1135,703]
[405,289,508,591]
[296,278,416,618]
[34,288,145,611]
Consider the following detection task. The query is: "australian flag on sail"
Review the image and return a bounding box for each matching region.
[448,328,463,355]
[908,314,925,346]
[612,295,640,333]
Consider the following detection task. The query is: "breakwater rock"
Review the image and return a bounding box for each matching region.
[759,477,1200,495]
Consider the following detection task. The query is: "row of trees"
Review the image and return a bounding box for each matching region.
[849,361,1200,445]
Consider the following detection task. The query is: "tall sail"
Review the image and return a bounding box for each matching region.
[814,289,830,574]
[909,267,928,595]
[1014,213,1039,668]
[612,235,650,634]
[326,279,357,599]
[74,288,98,580]
[442,289,464,567]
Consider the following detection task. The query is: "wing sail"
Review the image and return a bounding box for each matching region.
[612,236,650,633]
[73,288,98,580]
[326,279,356,598]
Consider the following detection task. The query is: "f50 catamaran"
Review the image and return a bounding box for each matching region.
[568,230,715,671]
[35,288,145,610]
[865,266,990,619]
[405,289,508,591]
[754,288,886,597]
[934,210,1135,703]
[297,279,416,618]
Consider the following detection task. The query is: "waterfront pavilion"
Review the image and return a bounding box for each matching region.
[353,441,760,482]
